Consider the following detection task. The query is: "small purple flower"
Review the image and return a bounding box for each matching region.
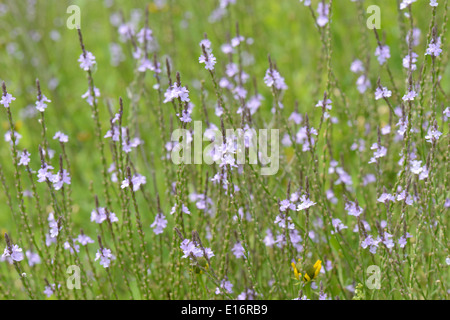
[81,87,100,106]
[95,248,115,268]
[425,37,442,57]
[398,233,412,248]
[424,127,442,143]
[91,207,107,224]
[316,2,330,27]
[43,284,56,298]
[64,240,80,254]
[164,83,190,103]
[377,193,396,203]
[0,92,15,108]
[4,130,22,146]
[274,215,295,229]
[136,27,153,44]
[199,52,217,70]
[375,86,392,100]
[288,111,303,124]
[369,143,387,164]
[18,150,31,166]
[151,213,168,235]
[402,52,418,70]
[429,0,438,7]
[78,51,96,71]
[26,251,41,267]
[35,94,51,112]
[402,90,417,101]
[77,234,94,246]
[400,0,416,10]
[345,201,363,217]
[52,169,71,191]
[375,45,390,65]
[231,242,246,258]
[350,59,364,73]
[331,218,348,234]
[2,244,24,262]
[53,131,68,143]
[297,195,316,211]
[37,163,54,183]
[215,279,233,295]
[180,239,202,259]
[315,99,332,110]
[264,68,288,90]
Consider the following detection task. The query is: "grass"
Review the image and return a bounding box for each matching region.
[0,0,448,300]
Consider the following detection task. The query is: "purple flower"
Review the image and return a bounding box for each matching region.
[37,163,54,183]
[263,229,275,247]
[91,207,107,224]
[164,83,190,103]
[43,284,56,298]
[398,233,412,248]
[375,45,390,65]
[220,0,236,9]
[78,51,96,71]
[52,169,71,191]
[137,58,153,72]
[199,39,212,51]
[396,190,414,205]
[402,52,418,70]
[215,279,233,295]
[316,2,330,27]
[264,68,288,90]
[53,131,69,143]
[179,109,192,123]
[350,59,364,73]
[136,27,153,44]
[151,213,168,235]
[18,150,31,166]
[180,239,202,259]
[345,201,363,217]
[26,251,41,267]
[2,244,24,262]
[382,232,395,249]
[4,130,22,146]
[375,86,392,100]
[315,99,332,110]
[400,0,416,10]
[35,94,51,112]
[81,87,100,106]
[64,240,80,255]
[288,111,303,124]
[402,90,417,101]
[297,195,316,211]
[410,160,429,180]
[279,199,295,212]
[95,248,116,268]
[231,242,246,258]
[0,92,15,108]
[425,127,442,143]
[331,218,348,234]
[77,234,94,246]
[274,214,294,229]
[231,35,245,47]
[377,193,396,203]
[356,75,371,94]
[199,52,217,70]
[369,143,387,164]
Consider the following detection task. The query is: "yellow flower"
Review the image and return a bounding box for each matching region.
[291,259,322,282]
